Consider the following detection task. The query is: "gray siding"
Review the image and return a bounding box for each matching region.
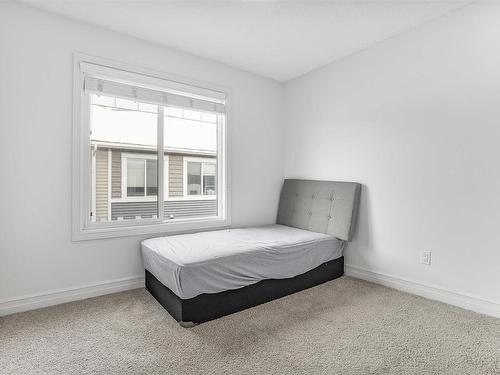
[111,200,217,220]
[95,148,108,221]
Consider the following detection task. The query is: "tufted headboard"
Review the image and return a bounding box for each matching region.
[276,179,361,241]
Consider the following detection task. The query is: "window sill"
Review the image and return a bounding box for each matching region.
[72,217,230,241]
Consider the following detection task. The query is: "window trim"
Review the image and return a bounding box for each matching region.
[72,53,231,241]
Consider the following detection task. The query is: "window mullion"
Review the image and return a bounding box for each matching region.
[157,106,165,221]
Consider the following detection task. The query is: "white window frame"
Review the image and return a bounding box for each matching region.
[183,157,217,200]
[72,53,231,241]
[119,153,169,202]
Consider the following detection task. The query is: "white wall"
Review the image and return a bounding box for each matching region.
[284,2,500,305]
[2,1,499,316]
[0,3,283,305]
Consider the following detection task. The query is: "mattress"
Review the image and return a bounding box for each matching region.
[141,224,345,299]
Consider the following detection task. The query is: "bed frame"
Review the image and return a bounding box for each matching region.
[146,257,344,326]
[145,179,361,326]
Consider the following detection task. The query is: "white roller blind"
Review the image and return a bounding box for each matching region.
[81,62,226,114]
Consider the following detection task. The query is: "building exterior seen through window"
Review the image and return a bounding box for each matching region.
[90,94,218,222]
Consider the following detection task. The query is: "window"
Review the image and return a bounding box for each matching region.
[73,54,229,240]
[184,158,217,197]
[120,153,167,199]
[203,164,216,195]
[128,158,147,197]
[187,162,201,195]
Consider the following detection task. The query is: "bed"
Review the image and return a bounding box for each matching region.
[142,179,361,326]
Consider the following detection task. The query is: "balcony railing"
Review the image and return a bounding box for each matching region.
[110,199,217,220]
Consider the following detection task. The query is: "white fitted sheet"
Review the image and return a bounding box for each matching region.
[141,224,345,299]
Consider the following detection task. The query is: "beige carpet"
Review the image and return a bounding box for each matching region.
[0,277,498,375]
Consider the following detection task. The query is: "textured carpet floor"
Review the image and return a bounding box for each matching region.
[0,277,498,375]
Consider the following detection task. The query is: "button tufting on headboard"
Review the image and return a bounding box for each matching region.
[276,179,361,242]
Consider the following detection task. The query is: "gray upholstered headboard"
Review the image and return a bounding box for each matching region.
[276,179,361,241]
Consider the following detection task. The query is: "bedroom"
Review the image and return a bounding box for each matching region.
[0,1,499,374]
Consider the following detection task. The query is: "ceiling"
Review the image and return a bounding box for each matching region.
[20,1,471,82]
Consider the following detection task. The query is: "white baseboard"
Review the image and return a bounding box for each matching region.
[0,275,145,317]
[2,268,498,319]
[345,264,500,318]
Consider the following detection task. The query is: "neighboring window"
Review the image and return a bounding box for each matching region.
[184,158,217,197]
[128,159,147,196]
[203,163,216,195]
[187,162,201,195]
[120,154,162,198]
[73,55,228,240]
[146,159,158,196]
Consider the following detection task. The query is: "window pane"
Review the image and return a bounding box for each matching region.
[204,163,216,175]
[187,162,201,195]
[127,159,145,196]
[163,106,218,219]
[203,175,216,195]
[203,162,216,195]
[146,159,157,196]
[90,94,158,222]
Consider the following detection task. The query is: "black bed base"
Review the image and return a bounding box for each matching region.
[145,256,344,325]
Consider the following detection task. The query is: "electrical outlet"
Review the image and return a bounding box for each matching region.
[421,251,431,265]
